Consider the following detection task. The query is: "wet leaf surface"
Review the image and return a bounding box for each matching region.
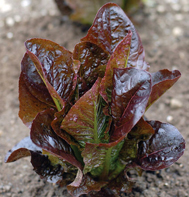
[137,121,185,170]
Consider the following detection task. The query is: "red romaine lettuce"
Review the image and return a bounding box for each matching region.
[5,3,185,197]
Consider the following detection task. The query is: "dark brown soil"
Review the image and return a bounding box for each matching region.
[0,1,188,197]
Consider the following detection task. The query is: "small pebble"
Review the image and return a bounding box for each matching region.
[164,182,169,187]
[157,5,166,13]
[21,0,31,7]
[175,14,183,21]
[0,3,12,13]
[172,4,181,11]
[172,65,178,70]
[183,5,189,12]
[172,27,183,37]
[5,17,15,27]
[14,15,21,23]
[0,184,12,193]
[177,190,188,197]
[167,115,173,122]
[6,32,13,39]
[170,98,183,109]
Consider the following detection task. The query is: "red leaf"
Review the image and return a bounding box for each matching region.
[110,68,152,142]
[147,69,181,109]
[30,108,83,170]
[81,3,149,70]
[73,41,109,95]
[137,121,185,170]
[100,31,132,103]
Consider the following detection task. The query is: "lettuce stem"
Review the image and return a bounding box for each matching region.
[100,147,113,180]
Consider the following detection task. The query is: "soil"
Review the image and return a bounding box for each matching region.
[0,0,189,197]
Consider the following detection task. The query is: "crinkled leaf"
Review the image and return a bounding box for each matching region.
[100,31,132,102]
[128,117,155,140]
[137,121,185,170]
[89,188,116,197]
[107,171,135,196]
[51,109,80,147]
[81,143,107,176]
[4,137,69,186]
[81,3,149,70]
[119,118,154,163]
[19,72,53,127]
[73,42,109,95]
[67,174,107,197]
[21,53,55,106]
[25,38,77,110]
[110,68,152,141]
[5,136,41,163]
[147,69,181,109]
[82,140,124,179]
[30,151,68,186]
[61,78,110,147]
[30,108,83,170]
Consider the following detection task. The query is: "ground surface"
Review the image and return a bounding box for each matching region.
[0,0,189,197]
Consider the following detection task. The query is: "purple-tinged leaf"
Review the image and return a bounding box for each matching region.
[25,38,77,110]
[107,171,134,196]
[19,72,53,127]
[128,117,155,140]
[81,140,124,179]
[81,3,149,70]
[119,118,154,162]
[51,109,80,147]
[110,68,152,142]
[61,78,110,147]
[30,108,83,170]
[4,137,69,186]
[73,42,109,95]
[81,143,107,176]
[67,174,107,197]
[5,136,41,163]
[30,151,67,186]
[100,31,132,103]
[21,53,55,106]
[137,121,185,171]
[147,69,181,109]
[89,187,116,197]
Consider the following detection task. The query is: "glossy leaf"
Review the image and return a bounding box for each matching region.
[21,53,55,106]
[107,171,134,196]
[25,38,77,110]
[147,69,181,109]
[31,151,68,186]
[81,140,124,180]
[61,78,110,147]
[110,68,152,141]
[67,174,107,197]
[137,121,185,170]
[81,3,149,70]
[73,42,109,95]
[119,118,154,162]
[100,31,132,102]
[51,108,80,147]
[30,108,83,170]
[5,136,41,163]
[19,72,53,127]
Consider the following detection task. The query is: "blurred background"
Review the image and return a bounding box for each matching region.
[0,0,189,197]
